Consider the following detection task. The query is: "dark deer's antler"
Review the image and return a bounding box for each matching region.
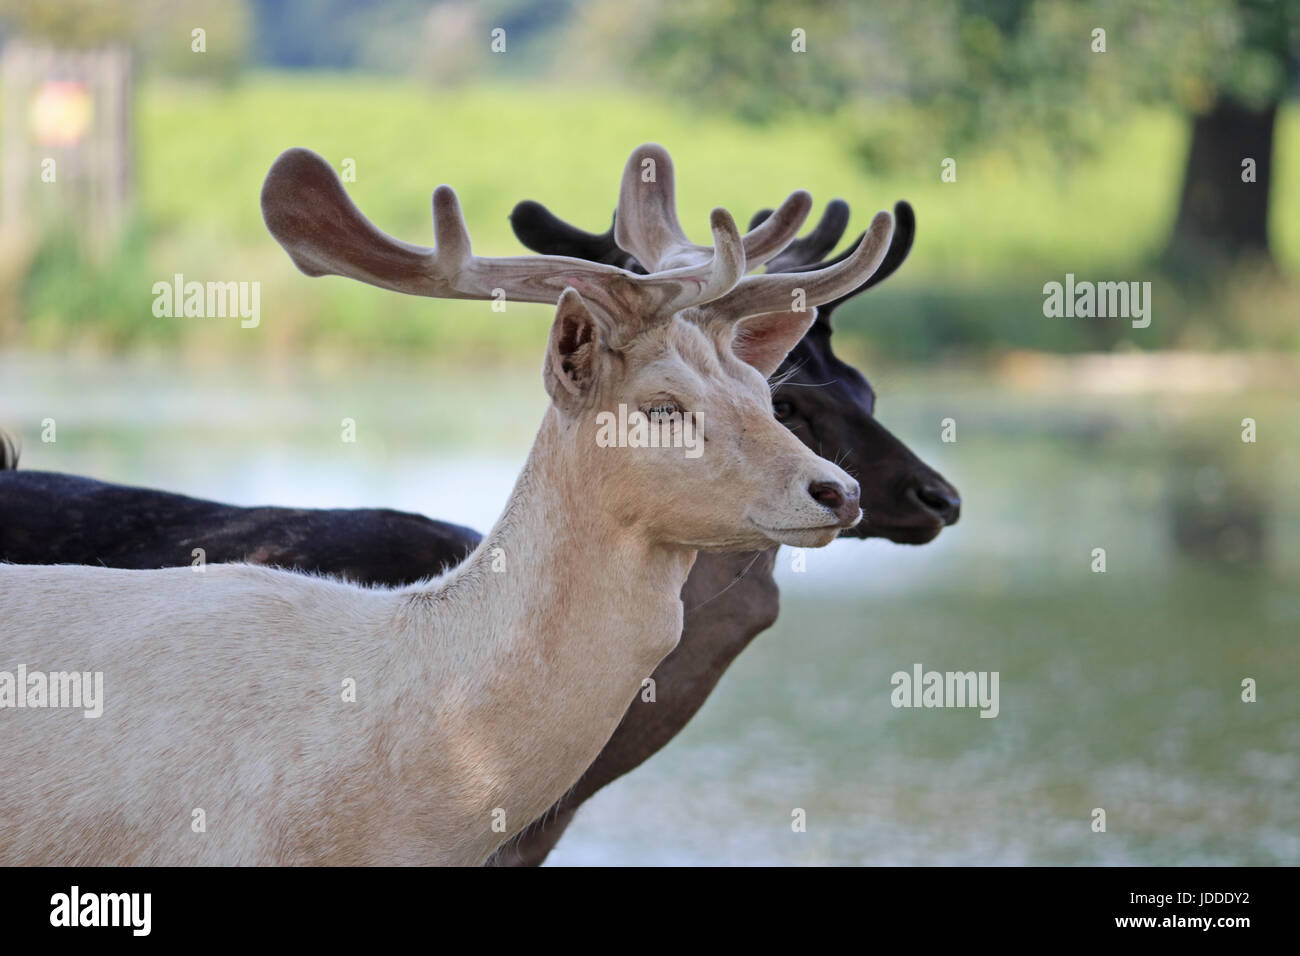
[748,200,852,274]
[512,195,915,326]
[693,211,892,322]
[509,204,640,272]
[754,200,916,325]
[512,195,909,329]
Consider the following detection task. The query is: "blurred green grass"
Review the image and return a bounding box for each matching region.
[9,72,1300,355]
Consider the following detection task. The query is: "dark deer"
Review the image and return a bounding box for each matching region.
[0,188,957,866]
[482,197,959,865]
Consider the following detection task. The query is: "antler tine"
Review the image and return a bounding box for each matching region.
[642,206,746,315]
[262,147,745,324]
[509,201,640,271]
[261,147,440,291]
[614,143,693,272]
[613,143,812,273]
[262,147,633,305]
[786,200,916,325]
[697,210,895,323]
[514,193,812,276]
[431,185,472,266]
[751,199,851,273]
[849,199,914,295]
[739,189,814,270]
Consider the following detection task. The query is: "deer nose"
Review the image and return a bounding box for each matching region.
[809,480,861,526]
[914,479,961,525]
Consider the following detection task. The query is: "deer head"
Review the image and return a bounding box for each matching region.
[261,144,895,549]
[510,195,961,544]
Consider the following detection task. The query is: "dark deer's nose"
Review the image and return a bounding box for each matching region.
[914,480,961,525]
[809,480,861,526]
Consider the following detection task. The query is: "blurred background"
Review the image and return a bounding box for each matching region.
[0,0,1297,864]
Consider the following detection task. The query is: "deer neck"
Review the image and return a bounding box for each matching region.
[404,405,694,853]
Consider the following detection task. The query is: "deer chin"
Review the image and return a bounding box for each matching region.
[842,519,944,544]
[747,519,844,549]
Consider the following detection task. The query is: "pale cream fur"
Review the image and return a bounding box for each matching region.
[0,144,884,865]
[0,311,865,865]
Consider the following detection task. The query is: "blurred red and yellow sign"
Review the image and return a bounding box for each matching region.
[30,81,94,147]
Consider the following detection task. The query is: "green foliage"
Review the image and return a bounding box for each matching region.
[20,222,164,350]
[6,73,1300,357]
[617,0,1300,160]
[142,0,252,84]
[0,0,136,47]
[0,0,251,82]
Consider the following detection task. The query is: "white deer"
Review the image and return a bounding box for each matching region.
[0,144,892,865]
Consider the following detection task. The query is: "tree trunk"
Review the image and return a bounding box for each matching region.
[1164,97,1277,270]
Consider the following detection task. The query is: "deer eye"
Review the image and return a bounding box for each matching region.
[641,399,683,421]
[772,400,795,421]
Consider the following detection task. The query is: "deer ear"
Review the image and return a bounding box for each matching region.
[544,288,603,408]
[730,309,818,378]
